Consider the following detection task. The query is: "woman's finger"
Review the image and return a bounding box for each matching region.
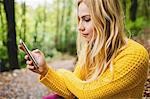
[25,55,29,60]
[18,45,25,52]
[26,60,33,65]
[27,65,39,73]
[27,65,35,70]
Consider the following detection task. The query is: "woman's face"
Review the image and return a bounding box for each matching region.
[78,2,95,42]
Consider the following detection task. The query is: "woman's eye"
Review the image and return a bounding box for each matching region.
[85,19,91,22]
[84,18,91,22]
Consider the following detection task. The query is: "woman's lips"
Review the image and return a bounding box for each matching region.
[81,33,89,37]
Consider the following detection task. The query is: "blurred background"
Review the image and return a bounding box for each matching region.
[0,0,149,98]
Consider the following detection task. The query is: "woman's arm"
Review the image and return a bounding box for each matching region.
[39,65,83,98]
[59,47,149,98]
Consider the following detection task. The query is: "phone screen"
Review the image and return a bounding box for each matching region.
[19,39,38,69]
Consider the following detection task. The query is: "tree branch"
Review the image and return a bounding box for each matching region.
[0,1,3,3]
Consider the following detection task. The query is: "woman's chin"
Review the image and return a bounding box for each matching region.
[83,37,90,42]
[81,35,91,42]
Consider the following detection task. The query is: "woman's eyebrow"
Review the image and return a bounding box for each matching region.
[80,15,90,18]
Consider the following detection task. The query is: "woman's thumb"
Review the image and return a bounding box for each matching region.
[32,49,40,53]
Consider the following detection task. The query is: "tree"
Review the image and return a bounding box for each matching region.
[122,0,126,16]
[55,0,60,50]
[143,0,149,19]
[33,19,38,43]
[40,0,47,42]
[0,0,3,3]
[20,1,26,42]
[62,0,73,52]
[3,0,19,70]
[0,1,6,46]
[130,0,138,21]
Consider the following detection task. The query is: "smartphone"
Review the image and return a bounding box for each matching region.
[19,39,38,69]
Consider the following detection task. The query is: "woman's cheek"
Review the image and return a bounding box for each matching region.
[89,32,94,41]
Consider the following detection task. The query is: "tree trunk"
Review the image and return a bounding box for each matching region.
[143,0,149,19]
[3,0,19,70]
[22,1,26,42]
[0,2,7,46]
[34,20,38,43]
[122,0,126,16]
[0,1,3,3]
[19,2,26,42]
[55,0,60,50]
[40,0,46,42]
[65,0,72,52]
[60,0,66,51]
[130,0,138,22]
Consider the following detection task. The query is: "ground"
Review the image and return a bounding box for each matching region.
[0,58,76,99]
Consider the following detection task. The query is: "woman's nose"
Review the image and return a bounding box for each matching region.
[78,23,85,31]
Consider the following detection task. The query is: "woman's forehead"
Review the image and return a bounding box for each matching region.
[78,2,90,16]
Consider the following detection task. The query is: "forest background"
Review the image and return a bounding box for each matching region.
[0,0,149,98]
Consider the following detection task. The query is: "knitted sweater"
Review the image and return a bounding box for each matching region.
[39,39,149,99]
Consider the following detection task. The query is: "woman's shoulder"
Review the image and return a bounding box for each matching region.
[112,39,149,73]
[114,38,149,63]
[123,38,149,56]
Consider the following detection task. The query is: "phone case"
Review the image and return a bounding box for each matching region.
[19,39,38,69]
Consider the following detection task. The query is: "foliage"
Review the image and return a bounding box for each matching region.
[0,0,149,70]
[122,0,150,37]
[125,16,150,37]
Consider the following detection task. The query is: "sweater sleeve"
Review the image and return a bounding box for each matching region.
[39,64,82,98]
[56,46,149,98]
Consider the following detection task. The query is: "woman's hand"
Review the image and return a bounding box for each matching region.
[19,45,49,76]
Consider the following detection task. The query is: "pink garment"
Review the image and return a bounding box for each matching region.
[42,93,63,99]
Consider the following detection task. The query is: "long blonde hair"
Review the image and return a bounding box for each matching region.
[76,0,128,82]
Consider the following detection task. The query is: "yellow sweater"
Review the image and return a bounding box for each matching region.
[39,39,149,99]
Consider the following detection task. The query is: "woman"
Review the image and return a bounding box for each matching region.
[19,0,149,98]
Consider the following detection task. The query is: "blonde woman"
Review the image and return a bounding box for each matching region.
[19,0,149,98]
